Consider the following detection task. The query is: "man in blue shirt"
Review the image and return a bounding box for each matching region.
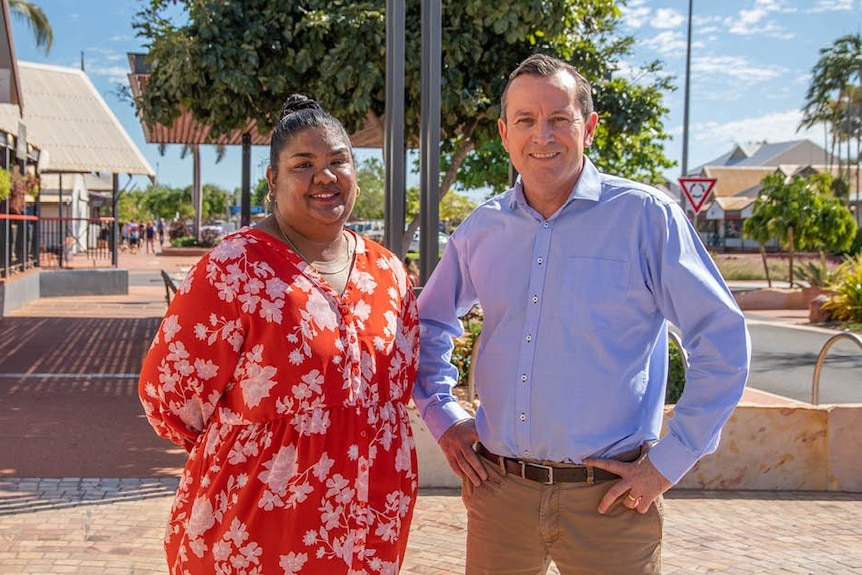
[414,54,751,574]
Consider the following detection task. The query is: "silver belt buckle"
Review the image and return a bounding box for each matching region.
[522,461,554,485]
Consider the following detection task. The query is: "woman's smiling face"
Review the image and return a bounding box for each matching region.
[266,125,358,232]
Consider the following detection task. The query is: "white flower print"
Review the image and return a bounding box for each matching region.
[258,446,298,496]
[279,551,308,575]
[306,289,338,331]
[186,496,216,539]
[161,314,181,342]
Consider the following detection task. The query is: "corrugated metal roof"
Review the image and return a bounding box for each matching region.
[0,62,154,176]
[701,166,777,198]
[714,196,756,212]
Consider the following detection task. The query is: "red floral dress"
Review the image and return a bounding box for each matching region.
[138,228,420,575]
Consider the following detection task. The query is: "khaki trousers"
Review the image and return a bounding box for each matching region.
[462,457,663,575]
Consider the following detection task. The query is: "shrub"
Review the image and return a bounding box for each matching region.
[666,338,687,404]
[450,306,483,386]
[821,254,862,323]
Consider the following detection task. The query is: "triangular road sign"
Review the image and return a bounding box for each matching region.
[679,177,717,214]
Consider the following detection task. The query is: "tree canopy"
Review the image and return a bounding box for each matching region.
[800,33,861,185]
[743,172,857,285]
[134,0,675,245]
[10,0,53,55]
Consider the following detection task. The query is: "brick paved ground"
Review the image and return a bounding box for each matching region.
[1,479,861,574]
[0,248,860,574]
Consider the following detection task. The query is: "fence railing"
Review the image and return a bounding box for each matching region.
[1,213,38,278]
[38,216,115,269]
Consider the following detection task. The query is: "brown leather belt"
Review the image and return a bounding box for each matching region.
[476,443,641,485]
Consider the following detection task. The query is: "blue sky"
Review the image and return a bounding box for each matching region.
[9,0,862,196]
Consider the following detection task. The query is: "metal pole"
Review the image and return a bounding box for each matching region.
[681,0,693,179]
[192,145,202,240]
[419,0,441,283]
[241,132,251,228]
[112,173,119,266]
[384,0,406,255]
[680,0,695,224]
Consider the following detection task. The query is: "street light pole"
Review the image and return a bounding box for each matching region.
[681,0,693,179]
[681,0,694,224]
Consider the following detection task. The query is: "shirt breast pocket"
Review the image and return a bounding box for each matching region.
[562,256,631,329]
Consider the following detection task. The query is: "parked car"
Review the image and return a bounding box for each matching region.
[409,230,449,253]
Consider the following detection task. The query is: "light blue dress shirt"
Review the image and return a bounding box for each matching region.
[414,158,751,484]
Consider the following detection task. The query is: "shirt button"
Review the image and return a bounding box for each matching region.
[532,295,538,303]
[520,374,527,382]
[519,413,526,421]
[526,334,532,342]
[537,257,543,265]
[543,222,549,228]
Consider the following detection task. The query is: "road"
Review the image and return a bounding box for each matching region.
[745,317,862,404]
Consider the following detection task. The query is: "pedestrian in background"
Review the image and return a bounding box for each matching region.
[413,53,751,574]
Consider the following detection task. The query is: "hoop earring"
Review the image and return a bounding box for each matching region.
[355,186,362,196]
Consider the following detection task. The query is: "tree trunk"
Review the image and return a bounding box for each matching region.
[788,226,795,287]
[401,119,478,248]
[759,244,772,288]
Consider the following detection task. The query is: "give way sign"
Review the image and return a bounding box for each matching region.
[678,177,717,214]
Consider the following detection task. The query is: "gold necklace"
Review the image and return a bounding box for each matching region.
[276,222,353,275]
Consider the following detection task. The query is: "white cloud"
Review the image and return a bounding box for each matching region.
[652,8,685,29]
[690,109,822,149]
[87,64,131,85]
[621,0,652,29]
[725,0,794,38]
[692,55,785,85]
[641,30,690,57]
[808,0,858,10]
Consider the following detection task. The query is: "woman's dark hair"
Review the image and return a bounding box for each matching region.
[269,94,353,169]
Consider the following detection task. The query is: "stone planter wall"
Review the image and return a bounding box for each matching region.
[410,389,862,492]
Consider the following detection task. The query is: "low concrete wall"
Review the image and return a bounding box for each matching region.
[39,268,128,297]
[734,287,809,310]
[411,389,862,492]
[673,392,862,492]
[0,269,40,317]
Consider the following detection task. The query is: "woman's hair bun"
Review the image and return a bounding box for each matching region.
[281,94,321,120]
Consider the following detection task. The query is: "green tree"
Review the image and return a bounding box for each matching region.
[133,0,674,251]
[252,177,270,209]
[743,172,856,286]
[800,33,861,190]
[353,157,386,221]
[9,0,53,55]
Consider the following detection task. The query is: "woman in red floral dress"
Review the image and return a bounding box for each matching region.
[138,95,420,575]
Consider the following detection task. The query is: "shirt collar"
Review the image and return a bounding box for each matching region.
[507,156,603,213]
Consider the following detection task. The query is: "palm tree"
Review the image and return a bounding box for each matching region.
[800,34,862,181]
[9,0,53,55]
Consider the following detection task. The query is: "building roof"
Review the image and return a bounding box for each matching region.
[126,53,384,148]
[695,140,836,173]
[701,166,777,198]
[0,62,155,176]
[714,196,756,212]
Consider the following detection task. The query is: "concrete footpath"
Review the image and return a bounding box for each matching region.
[0,248,861,574]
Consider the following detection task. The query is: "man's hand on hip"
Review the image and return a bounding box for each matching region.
[584,451,673,514]
[438,418,488,486]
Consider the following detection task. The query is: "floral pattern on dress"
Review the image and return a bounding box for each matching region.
[139,228,419,575]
